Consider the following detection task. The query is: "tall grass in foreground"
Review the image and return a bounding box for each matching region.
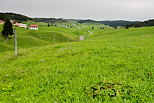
[0,26,154,102]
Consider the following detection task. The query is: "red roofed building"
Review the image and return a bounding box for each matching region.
[29,25,39,30]
[0,20,5,24]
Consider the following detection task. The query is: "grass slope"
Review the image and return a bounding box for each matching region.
[0,24,74,53]
[0,22,106,53]
[0,26,154,102]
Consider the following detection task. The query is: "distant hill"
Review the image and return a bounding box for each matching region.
[33,18,67,23]
[0,12,68,23]
[0,12,33,21]
[78,19,97,23]
[1,12,148,27]
[78,19,140,27]
[99,20,139,27]
[126,19,154,27]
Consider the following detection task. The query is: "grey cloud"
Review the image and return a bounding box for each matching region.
[1,0,154,21]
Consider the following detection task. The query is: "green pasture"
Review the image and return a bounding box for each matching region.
[0,23,153,102]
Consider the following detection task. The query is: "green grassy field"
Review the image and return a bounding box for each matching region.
[0,22,106,53]
[0,23,154,102]
[0,23,75,53]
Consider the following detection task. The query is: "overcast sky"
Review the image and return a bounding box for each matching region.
[1,0,154,21]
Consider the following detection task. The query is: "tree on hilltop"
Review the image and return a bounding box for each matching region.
[2,18,13,38]
[125,25,130,29]
[92,26,94,29]
[47,22,50,27]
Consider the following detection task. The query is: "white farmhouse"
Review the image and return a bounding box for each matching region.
[29,25,39,30]
[17,23,27,29]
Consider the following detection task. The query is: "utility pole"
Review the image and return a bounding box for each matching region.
[53,33,56,44]
[14,28,17,56]
[60,31,61,43]
[87,31,89,38]
[67,35,69,43]
[76,29,79,42]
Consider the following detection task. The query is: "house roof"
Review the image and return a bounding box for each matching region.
[0,20,5,22]
[30,25,39,27]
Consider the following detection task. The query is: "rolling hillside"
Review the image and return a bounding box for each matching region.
[0,25,154,102]
[0,22,107,53]
[0,23,75,53]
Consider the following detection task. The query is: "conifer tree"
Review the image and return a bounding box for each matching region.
[2,18,13,38]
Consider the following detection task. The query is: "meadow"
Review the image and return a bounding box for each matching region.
[0,22,154,102]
